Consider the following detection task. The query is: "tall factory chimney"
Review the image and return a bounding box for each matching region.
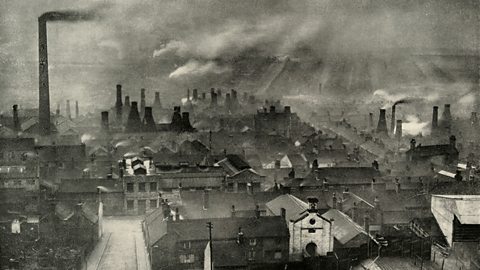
[181,112,194,132]
[12,105,20,132]
[123,96,131,118]
[395,120,402,140]
[376,109,388,135]
[193,89,198,101]
[368,112,374,131]
[38,10,96,135]
[101,111,109,131]
[75,100,79,118]
[154,92,162,108]
[390,105,396,135]
[126,102,142,132]
[187,89,190,101]
[66,100,71,120]
[171,106,183,132]
[115,84,123,122]
[38,17,50,135]
[143,107,156,132]
[56,103,60,116]
[432,106,439,130]
[440,104,452,131]
[140,88,146,116]
[202,92,206,100]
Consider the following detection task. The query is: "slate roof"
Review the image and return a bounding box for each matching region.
[322,209,369,246]
[0,138,35,152]
[265,194,308,221]
[168,216,288,241]
[57,179,123,193]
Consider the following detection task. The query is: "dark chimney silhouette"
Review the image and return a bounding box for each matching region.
[143,107,156,132]
[66,100,71,120]
[170,106,183,132]
[154,92,162,108]
[75,100,79,118]
[390,105,396,135]
[210,88,218,107]
[202,92,206,100]
[225,93,231,110]
[38,17,51,135]
[284,106,291,114]
[440,104,452,131]
[368,112,374,131]
[12,105,20,132]
[56,103,60,116]
[101,111,109,131]
[140,88,146,116]
[432,106,439,131]
[376,109,388,135]
[123,96,131,118]
[193,89,198,101]
[181,112,194,132]
[126,102,142,132]
[116,84,123,122]
[395,120,402,140]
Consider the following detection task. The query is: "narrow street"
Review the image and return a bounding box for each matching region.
[85,216,150,270]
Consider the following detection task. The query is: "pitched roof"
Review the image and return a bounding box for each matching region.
[145,208,168,246]
[58,179,123,193]
[265,194,308,221]
[167,216,288,242]
[321,209,368,246]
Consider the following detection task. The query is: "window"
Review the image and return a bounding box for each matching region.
[309,218,316,225]
[138,183,146,192]
[249,238,257,246]
[248,250,256,261]
[308,228,316,233]
[150,199,157,209]
[179,254,195,263]
[126,183,134,192]
[150,182,157,192]
[127,200,134,210]
[274,251,282,259]
[182,241,191,249]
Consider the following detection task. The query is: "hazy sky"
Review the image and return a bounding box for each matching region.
[0,0,478,111]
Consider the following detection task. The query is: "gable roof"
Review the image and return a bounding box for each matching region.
[265,194,308,221]
[321,209,368,246]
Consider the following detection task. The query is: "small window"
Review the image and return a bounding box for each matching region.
[249,238,257,246]
[248,250,256,261]
[308,228,316,233]
[274,251,282,259]
[126,183,134,192]
[150,182,157,192]
[127,200,134,210]
[179,254,195,263]
[309,218,316,225]
[150,199,157,209]
[139,183,146,192]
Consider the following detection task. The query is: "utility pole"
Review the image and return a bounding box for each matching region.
[206,222,213,270]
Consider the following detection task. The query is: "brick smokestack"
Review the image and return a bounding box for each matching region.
[181,112,193,132]
[432,106,438,130]
[376,109,388,135]
[395,120,402,140]
[170,106,183,132]
[202,92,206,100]
[116,84,123,122]
[123,96,130,118]
[101,111,109,131]
[56,103,60,116]
[126,102,142,132]
[154,92,162,108]
[225,93,231,110]
[75,100,79,118]
[210,89,218,107]
[143,107,156,132]
[140,88,146,116]
[38,17,51,135]
[440,104,452,131]
[390,105,396,135]
[193,89,198,101]
[368,112,374,131]
[12,105,20,132]
[66,100,71,120]
[38,10,97,135]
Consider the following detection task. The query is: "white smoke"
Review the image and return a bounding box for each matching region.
[402,114,430,136]
[152,40,187,58]
[81,133,95,143]
[169,60,230,79]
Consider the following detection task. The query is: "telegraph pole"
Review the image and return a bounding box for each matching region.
[206,222,213,270]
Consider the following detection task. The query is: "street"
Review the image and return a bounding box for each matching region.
[85,216,151,270]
